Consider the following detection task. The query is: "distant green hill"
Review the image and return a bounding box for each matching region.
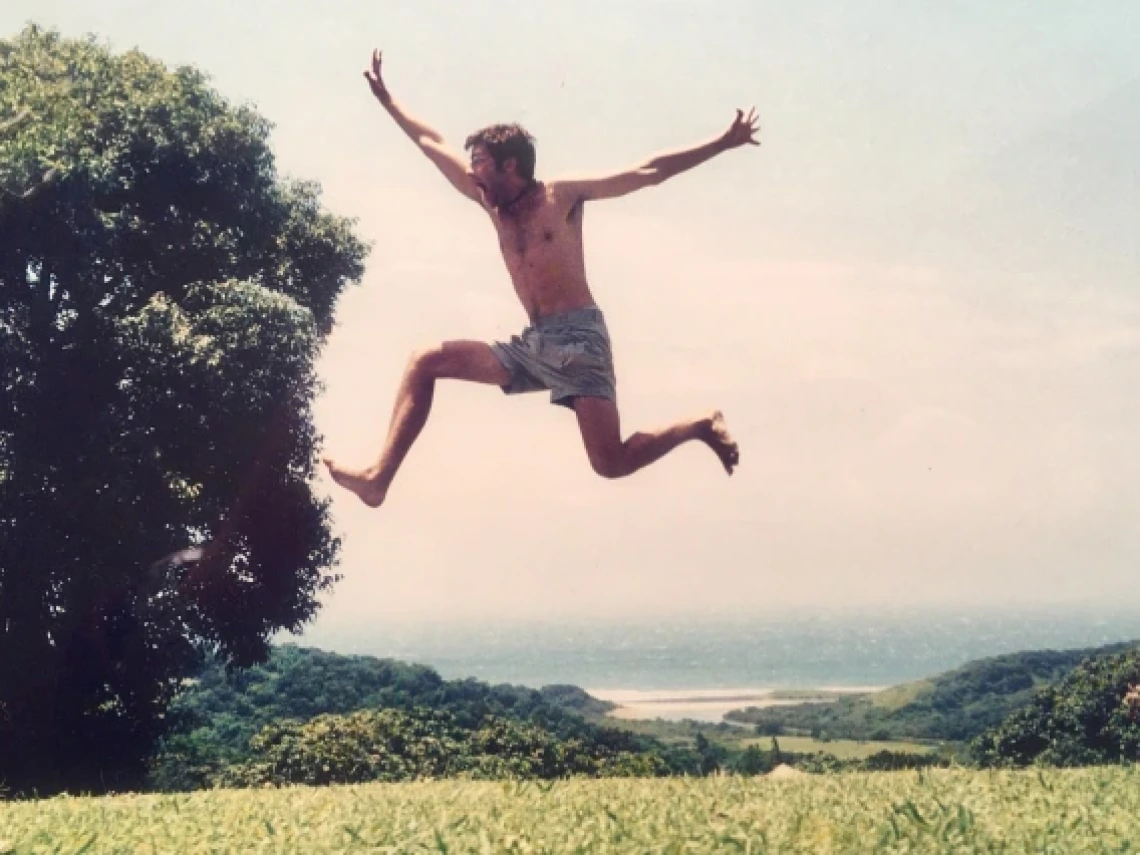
[164,644,617,755]
[971,645,1140,767]
[724,641,1139,742]
[148,644,660,790]
[538,683,619,717]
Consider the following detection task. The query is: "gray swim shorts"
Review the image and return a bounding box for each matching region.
[490,305,617,409]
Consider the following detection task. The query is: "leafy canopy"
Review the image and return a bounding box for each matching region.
[0,24,368,796]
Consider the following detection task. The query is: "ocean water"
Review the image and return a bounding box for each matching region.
[292,605,1140,692]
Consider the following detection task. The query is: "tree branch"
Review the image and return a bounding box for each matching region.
[0,108,31,136]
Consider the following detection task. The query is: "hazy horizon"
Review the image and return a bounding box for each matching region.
[6,2,1139,630]
[274,602,1140,694]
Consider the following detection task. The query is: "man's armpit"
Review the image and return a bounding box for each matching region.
[551,181,588,217]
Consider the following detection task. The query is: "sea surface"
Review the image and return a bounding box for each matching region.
[291,606,1140,718]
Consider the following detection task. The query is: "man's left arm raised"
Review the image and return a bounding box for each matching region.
[556,107,760,203]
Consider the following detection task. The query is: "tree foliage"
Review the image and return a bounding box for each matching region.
[146,645,673,791]
[970,646,1140,768]
[0,26,367,796]
[213,707,668,789]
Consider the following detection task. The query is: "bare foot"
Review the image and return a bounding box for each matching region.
[700,410,739,475]
[322,457,388,508]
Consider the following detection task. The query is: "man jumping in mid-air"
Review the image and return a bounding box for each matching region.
[324,49,758,508]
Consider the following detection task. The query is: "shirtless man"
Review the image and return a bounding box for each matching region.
[324,50,756,508]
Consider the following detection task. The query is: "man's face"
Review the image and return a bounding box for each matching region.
[469,145,509,203]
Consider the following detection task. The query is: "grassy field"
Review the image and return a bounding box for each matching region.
[594,713,941,760]
[742,735,937,759]
[2,767,1138,854]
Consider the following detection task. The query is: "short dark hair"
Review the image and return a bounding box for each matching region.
[464,123,536,181]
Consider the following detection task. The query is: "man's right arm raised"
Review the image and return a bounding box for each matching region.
[364,50,482,205]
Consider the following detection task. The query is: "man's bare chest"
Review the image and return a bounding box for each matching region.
[494,205,576,258]
[492,190,583,261]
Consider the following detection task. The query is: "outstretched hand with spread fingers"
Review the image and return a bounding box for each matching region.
[363,48,390,103]
[722,107,760,148]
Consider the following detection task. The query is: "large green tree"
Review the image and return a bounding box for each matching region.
[0,26,368,796]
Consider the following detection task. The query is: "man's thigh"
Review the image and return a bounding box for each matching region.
[573,395,623,470]
[429,340,512,386]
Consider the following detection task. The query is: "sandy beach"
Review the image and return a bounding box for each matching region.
[586,687,881,724]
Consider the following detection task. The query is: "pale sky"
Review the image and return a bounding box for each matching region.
[6,2,1140,630]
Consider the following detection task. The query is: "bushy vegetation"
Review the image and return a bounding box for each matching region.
[146,645,685,790]
[970,645,1140,768]
[795,748,951,774]
[214,707,666,788]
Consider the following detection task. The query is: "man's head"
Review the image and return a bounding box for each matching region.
[465,123,536,205]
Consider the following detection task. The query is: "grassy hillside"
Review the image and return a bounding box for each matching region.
[161,646,621,752]
[725,641,1138,742]
[4,768,1138,854]
[166,644,617,757]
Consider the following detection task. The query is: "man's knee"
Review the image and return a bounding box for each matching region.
[407,341,507,384]
[588,445,628,479]
[407,346,448,380]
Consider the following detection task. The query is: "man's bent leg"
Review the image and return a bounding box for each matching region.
[573,396,740,479]
[323,341,511,507]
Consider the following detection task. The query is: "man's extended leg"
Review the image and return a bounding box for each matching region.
[323,341,510,507]
[573,396,739,479]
